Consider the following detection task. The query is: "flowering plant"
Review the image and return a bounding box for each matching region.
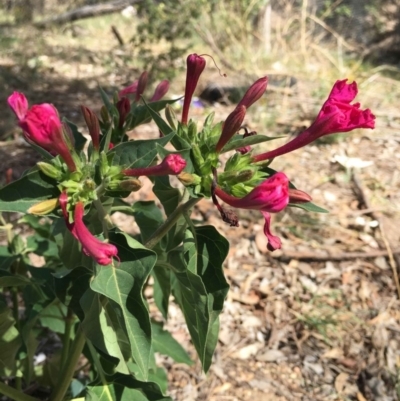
[0,55,375,400]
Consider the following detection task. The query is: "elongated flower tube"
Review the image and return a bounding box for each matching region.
[215,105,246,153]
[123,154,186,177]
[237,77,268,109]
[8,92,77,172]
[181,54,206,125]
[135,71,148,102]
[81,105,100,151]
[119,80,138,98]
[74,202,118,266]
[214,172,289,213]
[150,80,170,102]
[253,79,375,162]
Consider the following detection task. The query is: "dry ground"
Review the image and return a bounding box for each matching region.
[1,12,400,401]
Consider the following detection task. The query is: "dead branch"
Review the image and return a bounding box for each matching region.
[34,0,140,29]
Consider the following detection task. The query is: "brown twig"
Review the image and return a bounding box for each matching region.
[111,25,124,46]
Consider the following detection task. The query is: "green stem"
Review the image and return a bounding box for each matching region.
[59,308,74,372]
[0,382,39,401]
[93,198,112,239]
[11,286,19,331]
[50,326,86,401]
[144,197,200,250]
[87,341,108,386]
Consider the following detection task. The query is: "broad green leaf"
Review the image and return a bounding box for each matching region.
[54,266,92,321]
[169,226,229,372]
[0,275,32,287]
[0,246,17,271]
[152,265,170,320]
[90,231,157,380]
[64,119,87,152]
[221,134,281,153]
[149,367,168,395]
[110,132,175,169]
[0,302,22,376]
[152,321,192,365]
[39,301,67,334]
[0,169,59,213]
[81,290,130,374]
[141,99,175,137]
[133,201,164,244]
[290,201,329,213]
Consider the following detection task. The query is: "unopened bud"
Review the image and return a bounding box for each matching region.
[135,71,148,102]
[178,172,201,186]
[28,198,59,215]
[215,105,246,153]
[119,178,142,192]
[81,105,100,150]
[187,120,197,142]
[237,77,268,109]
[165,104,178,130]
[116,97,131,128]
[192,144,205,171]
[37,162,62,180]
[288,188,312,204]
[100,105,110,124]
[150,80,170,102]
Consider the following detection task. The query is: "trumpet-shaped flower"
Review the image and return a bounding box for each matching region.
[123,154,186,177]
[253,79,376,162]
[8,92,77,172]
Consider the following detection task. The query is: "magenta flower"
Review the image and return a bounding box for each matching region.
[215,105,247,153]
[182,54,206,125]
[8,92,77,172]
[237,77,268,109]
[261,211,282,251]
[8,91,28,120]
[150,80,170,102]
[123,154,186,177]
[119,80,139,98]
[253,79,375,162]
[214,172,289,213]
[81,105,100,151]
[74,202,118,266]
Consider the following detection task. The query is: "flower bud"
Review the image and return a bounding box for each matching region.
[165,104,178,130]
[119,80,138,98]
[182,54,206,124]
[288,188,312,203]
[150,80,170,102]
[135,71,148,102]
[116,97,131,128]
[237,77,268,109]
[215,105,246,153]
[8,92,28,120]
[37,161,63,180]
[100,105,110,124]
[81,105,100,150]
[178,172,201,186]
[28,198,59,215]
[118,178,142,192]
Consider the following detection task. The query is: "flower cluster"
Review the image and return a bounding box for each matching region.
[178,54,375,251]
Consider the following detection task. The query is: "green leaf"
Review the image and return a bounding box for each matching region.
[0,302,22,376]
[129,98,179,131]
[0,246,17,271]
[0,168,59,213]
[64,119,87,152]
[221,134,281,153]
[53,266,92,321]
[169,226,229,372]
[90,231,157,380]
[99,86,114,116]
[141,99,175,137]
[39,301,67,334]
[289,201,329,213]
[81,290,130,374]
[152,321,192,365]
[109,132,175,169]
[0,275,32,287]
[133,201,164,244]
[152,265,170,320]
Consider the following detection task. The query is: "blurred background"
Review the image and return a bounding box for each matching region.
[1,1,400,400]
